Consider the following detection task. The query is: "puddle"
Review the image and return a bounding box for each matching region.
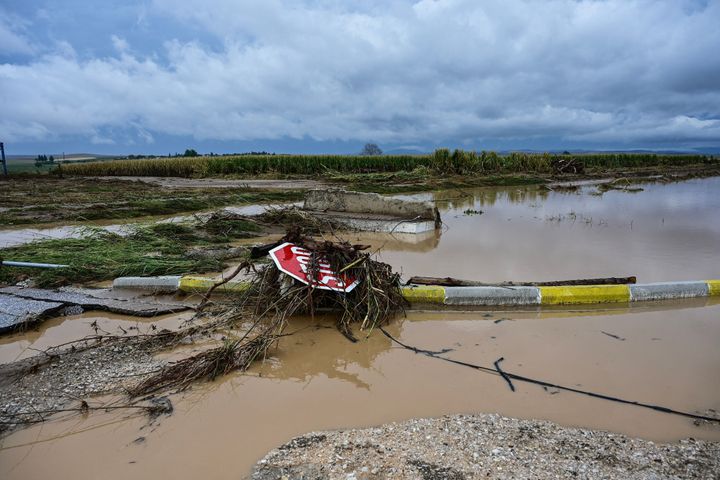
[1,177,720,479]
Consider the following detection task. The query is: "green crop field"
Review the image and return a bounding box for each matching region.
[54,150,715,178]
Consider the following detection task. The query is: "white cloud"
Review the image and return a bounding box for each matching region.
[111,35,129,52]
[1,0,719,148]
[90,133,116,145]
[0,10,35,55]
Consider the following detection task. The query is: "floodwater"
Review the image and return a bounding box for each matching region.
[1,177,720,479]
[375,177,720,282]
[0,310,195,364]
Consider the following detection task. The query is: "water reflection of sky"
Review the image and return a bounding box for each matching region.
[384,177,720,283]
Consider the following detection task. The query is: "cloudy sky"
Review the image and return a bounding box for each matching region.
[1,0,719,155]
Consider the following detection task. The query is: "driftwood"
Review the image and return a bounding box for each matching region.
[406,275,637,287]
[552,156,585,174]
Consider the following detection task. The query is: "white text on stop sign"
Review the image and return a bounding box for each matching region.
[291,246,347,288]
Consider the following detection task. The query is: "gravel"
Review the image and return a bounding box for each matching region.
[0,339,162,434]
[252,413,720,480]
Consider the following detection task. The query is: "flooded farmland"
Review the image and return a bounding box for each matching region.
[1,177,719,479]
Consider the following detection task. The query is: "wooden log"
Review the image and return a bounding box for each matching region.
[406,275,637,287]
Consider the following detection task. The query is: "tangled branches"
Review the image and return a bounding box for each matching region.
[243,230,406,341]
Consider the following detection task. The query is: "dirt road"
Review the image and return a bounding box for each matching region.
[91,176,328,190]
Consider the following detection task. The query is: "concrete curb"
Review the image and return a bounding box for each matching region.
[179,276,251,293]
[404,281,720,306]
[629,281,709,302]
[444,286,541,306]
[112,275,181,292]
[113,276,720,306]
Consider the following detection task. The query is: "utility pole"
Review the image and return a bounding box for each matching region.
[1,142,7,176]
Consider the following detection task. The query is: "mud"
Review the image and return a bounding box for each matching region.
[1,177,719,479]
[92,176,328,190]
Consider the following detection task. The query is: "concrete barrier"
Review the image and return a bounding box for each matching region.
[539,285,631,305]
[400,285,446,304]
[112,275,181,292]
[445,286,541,306]
[178,276,250,293]
[416,281,719,306]
[114,275,720,307]
[629,281,709,302]
[303,189,439,221]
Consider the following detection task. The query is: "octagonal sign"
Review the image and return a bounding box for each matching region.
[268,242,360,292]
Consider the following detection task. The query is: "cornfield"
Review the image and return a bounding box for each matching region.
[55,151,715,178]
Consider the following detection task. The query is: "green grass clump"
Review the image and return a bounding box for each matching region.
[0,220,260,287]
[201,216,261,241]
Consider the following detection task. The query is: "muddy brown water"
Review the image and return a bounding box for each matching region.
[0,311,195,364]
[1,177,720,479]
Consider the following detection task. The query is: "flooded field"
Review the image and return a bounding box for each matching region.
[0,203,288,249]
[1,177,719,479]
[376,177,720,282]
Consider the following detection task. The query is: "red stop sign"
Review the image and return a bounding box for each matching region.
[268,242,360,292]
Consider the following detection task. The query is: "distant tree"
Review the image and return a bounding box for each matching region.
[183,148,199,157]
[360,143,383,156]
[49,155,55,163]
[562,150,571,155]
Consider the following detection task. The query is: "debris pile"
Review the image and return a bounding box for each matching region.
[551,156,585,174]
[126,227,406,396]
[258,206,347,234]
[245,228,406,341]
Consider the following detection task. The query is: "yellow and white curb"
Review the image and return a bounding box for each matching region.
[403,280,720,306]
[113,276,720,306]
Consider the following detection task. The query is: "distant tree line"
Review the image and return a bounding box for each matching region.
[123,149,277,160]
[35,154,55,167]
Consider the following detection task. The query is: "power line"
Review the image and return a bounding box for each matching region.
[379,326,720,424]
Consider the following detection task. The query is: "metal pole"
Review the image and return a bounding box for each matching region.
[1,260,70,269]
[1,142,7,176]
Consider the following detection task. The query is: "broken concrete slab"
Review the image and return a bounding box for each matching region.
[0,294,64,333]
[308,211,438,234]
[303,189,441,233]
[0,286,193,334]
[0,287,192,315]
[304,189,439,220]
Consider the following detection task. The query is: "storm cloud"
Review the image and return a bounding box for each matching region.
[1,0,719,152]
